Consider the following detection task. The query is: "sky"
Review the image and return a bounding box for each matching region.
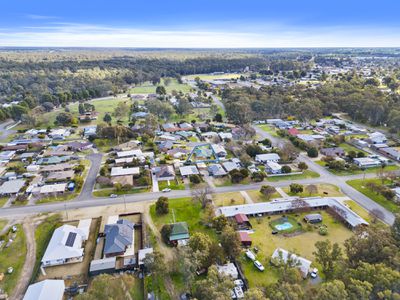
[1,0,400,48]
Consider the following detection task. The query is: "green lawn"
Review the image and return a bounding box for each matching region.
[158,180,185,191]
[213,192,246,207]
[339,143,368,155]
[282,183,343,198]
[37,97,131,128]
[344,200,373,223]
[92,187,149,197]
[36,193,77,204]
[129,78,192,94]
[0,224,27,295]
[266,170,320,182]
[150,197,216,239]
[32,215,62,281]
[0,220,8,232]
[246,190,280,202]
[316,162,399,176]
[257,124,279,137]
[0,197,9,208]
[346,178,400,213]
[242,211,353,287]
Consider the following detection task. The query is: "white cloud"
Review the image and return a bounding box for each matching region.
[0,23,399,47]
[26,14,58,20]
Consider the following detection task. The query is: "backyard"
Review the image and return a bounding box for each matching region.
[240,211,353,287]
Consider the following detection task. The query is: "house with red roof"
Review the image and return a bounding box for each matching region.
[287,128,299,136]
[234,213,252,229]
[238,232,252,247]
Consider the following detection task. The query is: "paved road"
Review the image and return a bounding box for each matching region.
[0,119,17,142]
[75,153,103,201]
[253,124,395,225]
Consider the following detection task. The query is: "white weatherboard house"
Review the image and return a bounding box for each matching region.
[41,224,87,267]
[271,248,312,278]
[23,280,65,300]
[255,153,280,163]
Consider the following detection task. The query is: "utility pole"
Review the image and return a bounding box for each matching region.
[123,194,127,211]
[172,209,176,223]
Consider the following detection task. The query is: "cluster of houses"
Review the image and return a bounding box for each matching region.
[25,212,153,299]
[0,129,92,202]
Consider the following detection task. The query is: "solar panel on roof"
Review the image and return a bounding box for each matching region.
[65,232,77,247]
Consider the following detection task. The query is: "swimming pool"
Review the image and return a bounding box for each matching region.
[275,222,293,231]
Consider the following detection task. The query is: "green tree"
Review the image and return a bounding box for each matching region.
[297,162,308,171]
[260,185,276,200]
[156,85,166,95]
[220,225,241,258]
[317,280,348,300]
[307,147,319,158]
[103,113,112,124]
[212,215,228,232]
[290,183,303,194]
[155,196,169,214]
[313,240,343,279]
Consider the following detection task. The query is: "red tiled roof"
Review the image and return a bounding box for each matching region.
[288,128,299,136]
[234,213,249,224]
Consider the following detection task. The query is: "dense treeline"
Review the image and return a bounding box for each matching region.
[223,73,400,133]
[0,54,274,122]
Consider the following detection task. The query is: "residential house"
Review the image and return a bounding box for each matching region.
[271,248,312,278]
[179,165,199,177]
[83,126,97,138]
[287,128,299,136]
[46,170,74,182]
[0,179,26,195]
[222,161,240,173]
[392,187,400,201]
[255,153,280,164]
[265,161,282,174]
[23,280,65,300]
[162,123,180,132]
[66,141,93,152]
[320,147,345,157]
[152,165,175,181]
[111,167,140,177]
[0,150,16,162]
[208,164,228,177]
[39,183,67,194]
[219,132,233,140]
[234,213,252,229]
[104,219,134,257]
[211,144,227,157]
[353,157,382,168]
[167,148,189,159]
[41,224,87,267]
[158,141,174,152]
[179,122,193,131]
[304,213,323,224]
[169,222,190,246]
[238,232,252,247]
[368,132,387,144]
[380,147,400,161]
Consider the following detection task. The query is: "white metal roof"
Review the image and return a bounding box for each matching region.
[23,280,65,300]
[0,179,25,194]
[217,197,368,228]
[39,183,67,194]
[272,248,311,278]
[111,167,140,177]
[179,165,199,176]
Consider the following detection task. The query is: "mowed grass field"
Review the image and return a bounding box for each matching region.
[213,192,246,207]
[36,97,131,128]
[0,224,27,295]
[241,211,353,287]
[347,178,400,213]
[150,197,216,240]
[129,78,192,94]
[282,183,343,197]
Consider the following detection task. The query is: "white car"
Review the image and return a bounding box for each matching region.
[162,188,171,192]
[234,279,244,287]
[254,260,265,271]
[310,268,318,278]
[245,250,256,261]
[109,194,118,198]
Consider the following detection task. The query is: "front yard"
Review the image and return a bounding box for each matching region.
[266,170,320,182]
[213,192,246,207]
[282,183,344,198]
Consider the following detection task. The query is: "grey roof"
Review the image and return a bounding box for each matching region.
[0,179,25,194]
[89,257,117,272]
[217,197,368,228]
[104,219,134,255]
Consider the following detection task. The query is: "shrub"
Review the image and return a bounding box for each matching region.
[319,226,328,236]
[281,165,292,174]
[290,183,304,194]
[189,174,201,184]
[307,147,319,158]
[155,196,169,215]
